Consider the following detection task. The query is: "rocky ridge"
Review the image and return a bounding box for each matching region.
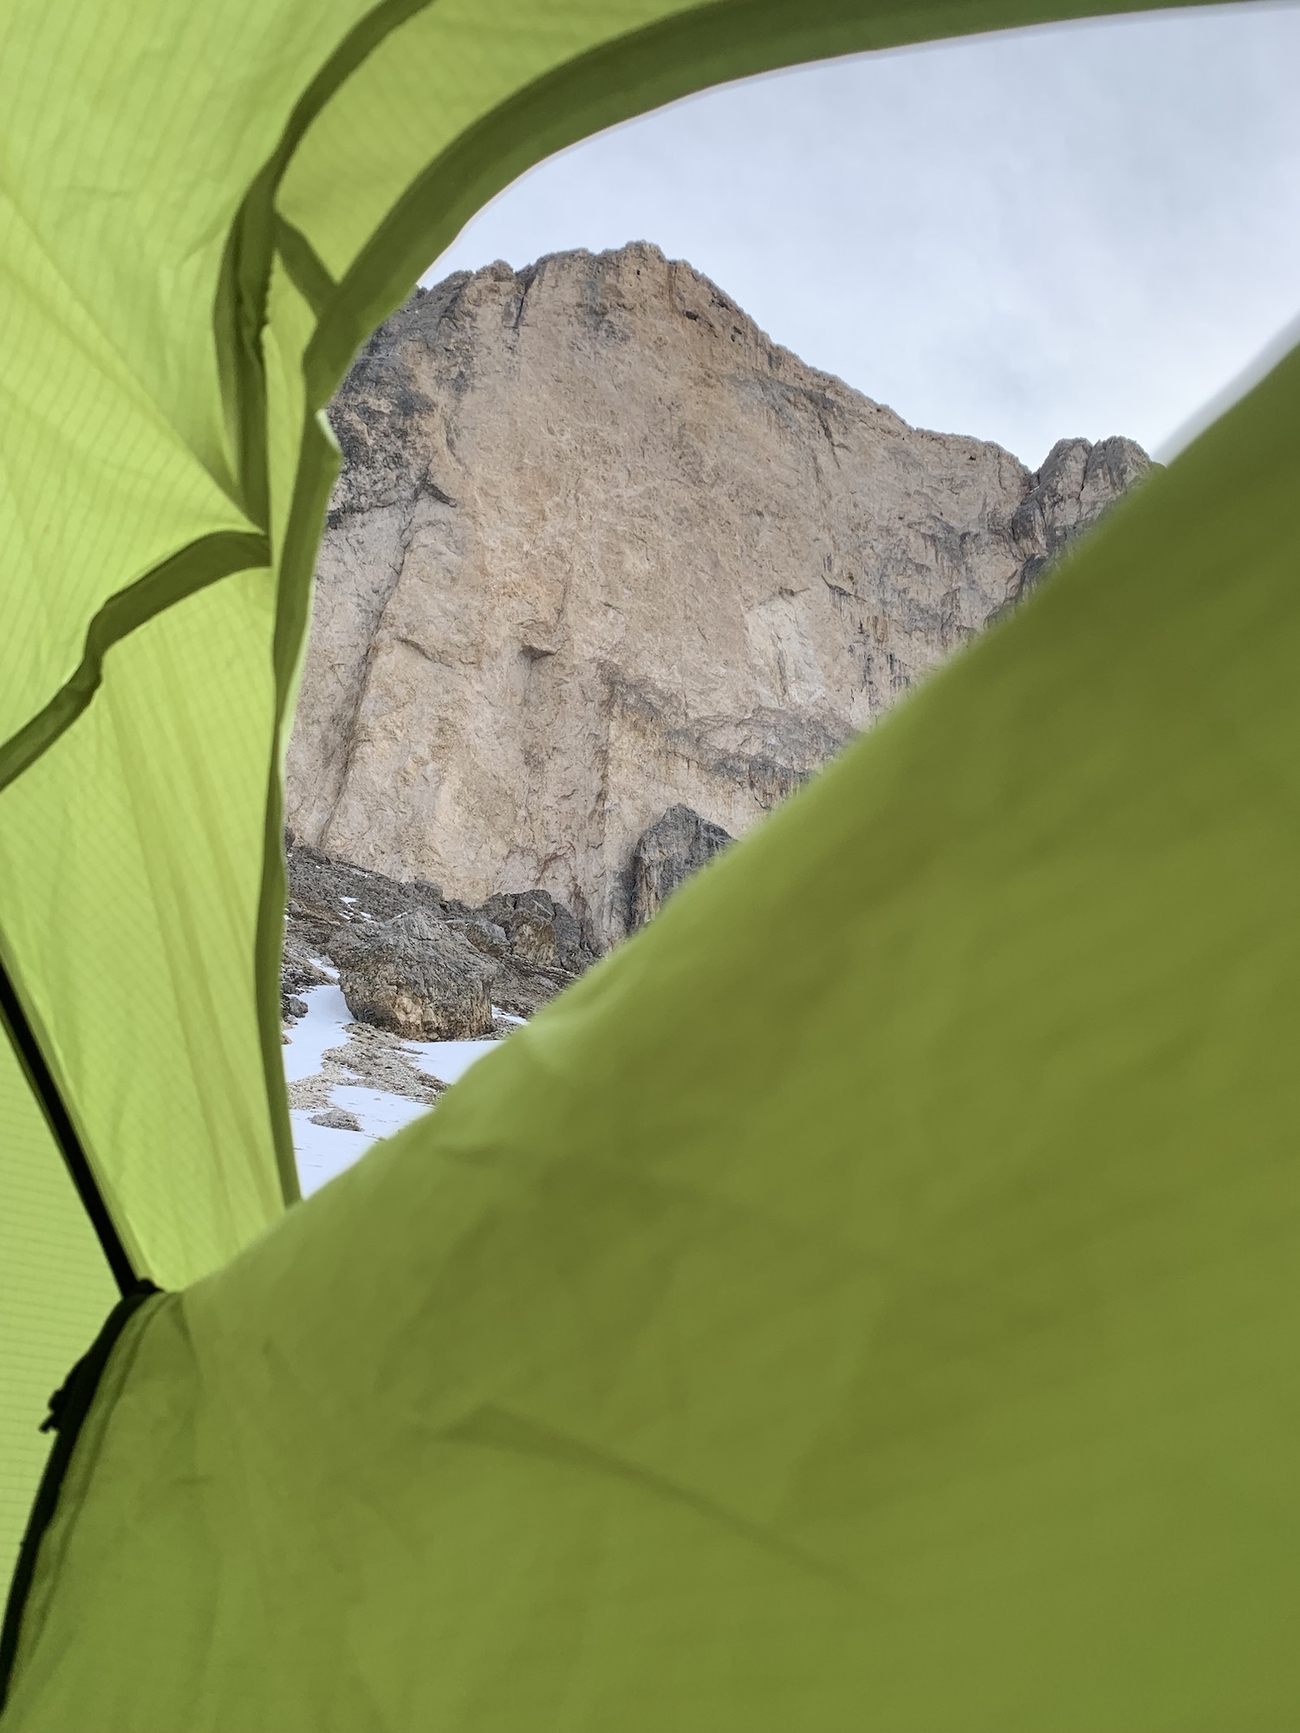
[283,839,596,1034]
[281,804,736,1044]
[286,242,1152,951]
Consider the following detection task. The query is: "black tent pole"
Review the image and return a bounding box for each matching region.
[0,949,136,1295]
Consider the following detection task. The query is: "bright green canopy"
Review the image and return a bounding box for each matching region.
[1,0,1297,1726]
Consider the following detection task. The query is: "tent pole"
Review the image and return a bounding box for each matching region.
[0,951,137,1294]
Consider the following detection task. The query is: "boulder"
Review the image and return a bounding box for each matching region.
[629,805,733,928]
[309,1106,362,1132]
[335,908,498,1040]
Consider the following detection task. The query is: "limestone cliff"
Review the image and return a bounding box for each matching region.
[286,243,1150,946]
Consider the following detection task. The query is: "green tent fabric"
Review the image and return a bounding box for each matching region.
[1,0,1297,1725]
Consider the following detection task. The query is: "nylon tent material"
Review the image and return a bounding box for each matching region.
[1,0,1297,1725]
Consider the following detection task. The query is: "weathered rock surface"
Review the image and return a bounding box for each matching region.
[282,839,594,1035]
[335,909,498,1041]
[286,242,1152,947]
[280,935,330,1021]
[629,805,733,929]
[1010,434,1153,602]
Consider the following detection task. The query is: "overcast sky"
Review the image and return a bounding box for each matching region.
[424,3,1300,469]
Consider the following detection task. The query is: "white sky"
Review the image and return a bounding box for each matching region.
[424,3,1300,470]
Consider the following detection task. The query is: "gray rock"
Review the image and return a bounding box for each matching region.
[281,840,596,1034]
[309,1106,362,1132]
[629,805,733,928]
[489,958,575,1020]
[335,908,499,1040]
[1011,436,1153,600]
[280,932,329,1020]
[480,890,595,974]
[454,916,510,959]
[288,845,418,927]
[323,921,369,972]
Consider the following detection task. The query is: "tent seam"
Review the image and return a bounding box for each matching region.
[210,0,445,1206]
[274,215,337,317]
[0,530,270,796]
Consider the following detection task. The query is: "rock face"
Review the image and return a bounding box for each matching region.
[629,805,733,929]
[286,242,1151,947]
[1011,435,1152,602]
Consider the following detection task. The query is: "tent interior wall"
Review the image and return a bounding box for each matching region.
[1,0,1297,1725]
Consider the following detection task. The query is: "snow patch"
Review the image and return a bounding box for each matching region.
[284,982,501,1195]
